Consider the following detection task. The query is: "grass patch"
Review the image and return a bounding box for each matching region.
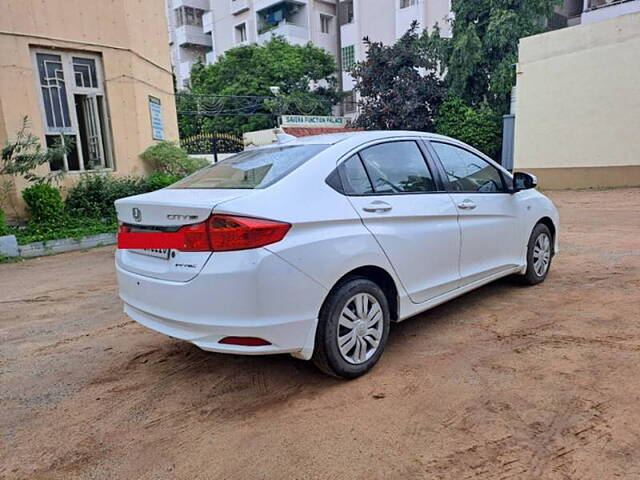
[10,217,117,245]
[0,253,23,264]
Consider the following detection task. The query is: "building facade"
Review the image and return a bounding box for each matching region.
[166,0,453,95]
[209,0,339,62]
[0,0,179,215]
[513,9,640,189]
[337,0,451,114]
[167,0,341,89]
[167,0,214,89]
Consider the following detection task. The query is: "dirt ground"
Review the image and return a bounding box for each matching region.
[1,188,639,480]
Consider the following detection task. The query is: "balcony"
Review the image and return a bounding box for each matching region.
[257,23,309,45]
[586,0,636,9]
[170,0,209,10]
[175,25,213,48]
[255,0,307,12]
[582,0,640,23]
[231,0,250,15]
[202,11,214,34]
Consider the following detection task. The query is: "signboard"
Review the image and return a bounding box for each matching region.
[279,115,348,129]
[148,96,165,140]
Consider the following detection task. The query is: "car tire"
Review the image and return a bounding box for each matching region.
[521,223,553,285]
[312,277,391,379]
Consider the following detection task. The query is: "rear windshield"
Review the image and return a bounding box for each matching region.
[169,144,329,189]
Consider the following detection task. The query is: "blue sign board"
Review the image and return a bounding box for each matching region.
[149,96,165,140]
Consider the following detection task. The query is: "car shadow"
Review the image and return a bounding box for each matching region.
[386,275,520,348]
[108,275,529,423]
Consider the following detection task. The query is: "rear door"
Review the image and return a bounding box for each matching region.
[428,141,522,285]
[342,140,461,304]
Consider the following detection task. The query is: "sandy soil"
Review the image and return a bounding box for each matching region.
[1,188,639,480]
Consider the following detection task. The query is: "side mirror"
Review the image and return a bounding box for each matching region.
[512,172,538,193]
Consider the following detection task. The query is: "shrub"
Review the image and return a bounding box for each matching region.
[140,141,208,177]
[434,96,503,161]
[65,174,148,220]
[145,172,180,191]
[0,209,9,236]
[22,184,65,223]
[1,116,69,185]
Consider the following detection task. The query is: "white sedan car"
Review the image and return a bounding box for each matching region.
[115,131,558,378]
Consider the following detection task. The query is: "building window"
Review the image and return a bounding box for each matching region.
[320,14,332,34]
[235,23,247,43]
[175,6,205,27]
[341,45,355,71]
[339,1,354,25]
[400,0,417,8]
[33,50,113,171]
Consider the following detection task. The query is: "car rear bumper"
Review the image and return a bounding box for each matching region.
[115,248,327,359]
[124,303,317,357]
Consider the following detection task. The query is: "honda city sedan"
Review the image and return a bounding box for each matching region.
[115,131,559,378]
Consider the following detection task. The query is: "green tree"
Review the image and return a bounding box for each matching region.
[139,141,207,176]
[351,23,446,131]
[447,0,561,112]
[434,95,502,159]
[178,37,341,137]
[1,117,69,216]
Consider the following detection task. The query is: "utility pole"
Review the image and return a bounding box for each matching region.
[336,0,344,116]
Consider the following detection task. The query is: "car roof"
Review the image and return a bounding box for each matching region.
[284,130,455,145]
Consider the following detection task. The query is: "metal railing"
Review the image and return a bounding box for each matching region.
[586,0,636,11]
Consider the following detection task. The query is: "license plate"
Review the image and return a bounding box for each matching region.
[131,248,170,259]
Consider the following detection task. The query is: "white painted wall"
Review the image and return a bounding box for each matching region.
[514,12,640,187]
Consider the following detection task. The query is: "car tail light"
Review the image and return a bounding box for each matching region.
[207,215,290,251]
[219,336,272,347]
[117,215,290,252]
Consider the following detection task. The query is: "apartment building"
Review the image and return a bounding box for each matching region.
[166,0,214,89]
[337,0,451,114]
[209,0,339,60]
[166,0,455,91]
[167,0,339,88]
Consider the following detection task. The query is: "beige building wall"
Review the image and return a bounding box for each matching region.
[0,0,179,216]
[514,11,640,189]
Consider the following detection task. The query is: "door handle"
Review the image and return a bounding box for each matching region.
[457,199,477,210]
[363,201,392,213]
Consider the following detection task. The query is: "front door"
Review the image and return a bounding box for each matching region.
[430,141,522,285]
[340,140,461,304]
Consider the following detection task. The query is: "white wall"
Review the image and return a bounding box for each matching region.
[514,11,640,188]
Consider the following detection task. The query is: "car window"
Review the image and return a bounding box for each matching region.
[169,144,328,189]
[431,142,505,193]
[358,141,435,194]
[340,155,373,195]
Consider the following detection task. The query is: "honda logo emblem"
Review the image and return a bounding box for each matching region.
[132,207,142,223]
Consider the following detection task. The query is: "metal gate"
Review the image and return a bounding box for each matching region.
[179,133,244,162]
